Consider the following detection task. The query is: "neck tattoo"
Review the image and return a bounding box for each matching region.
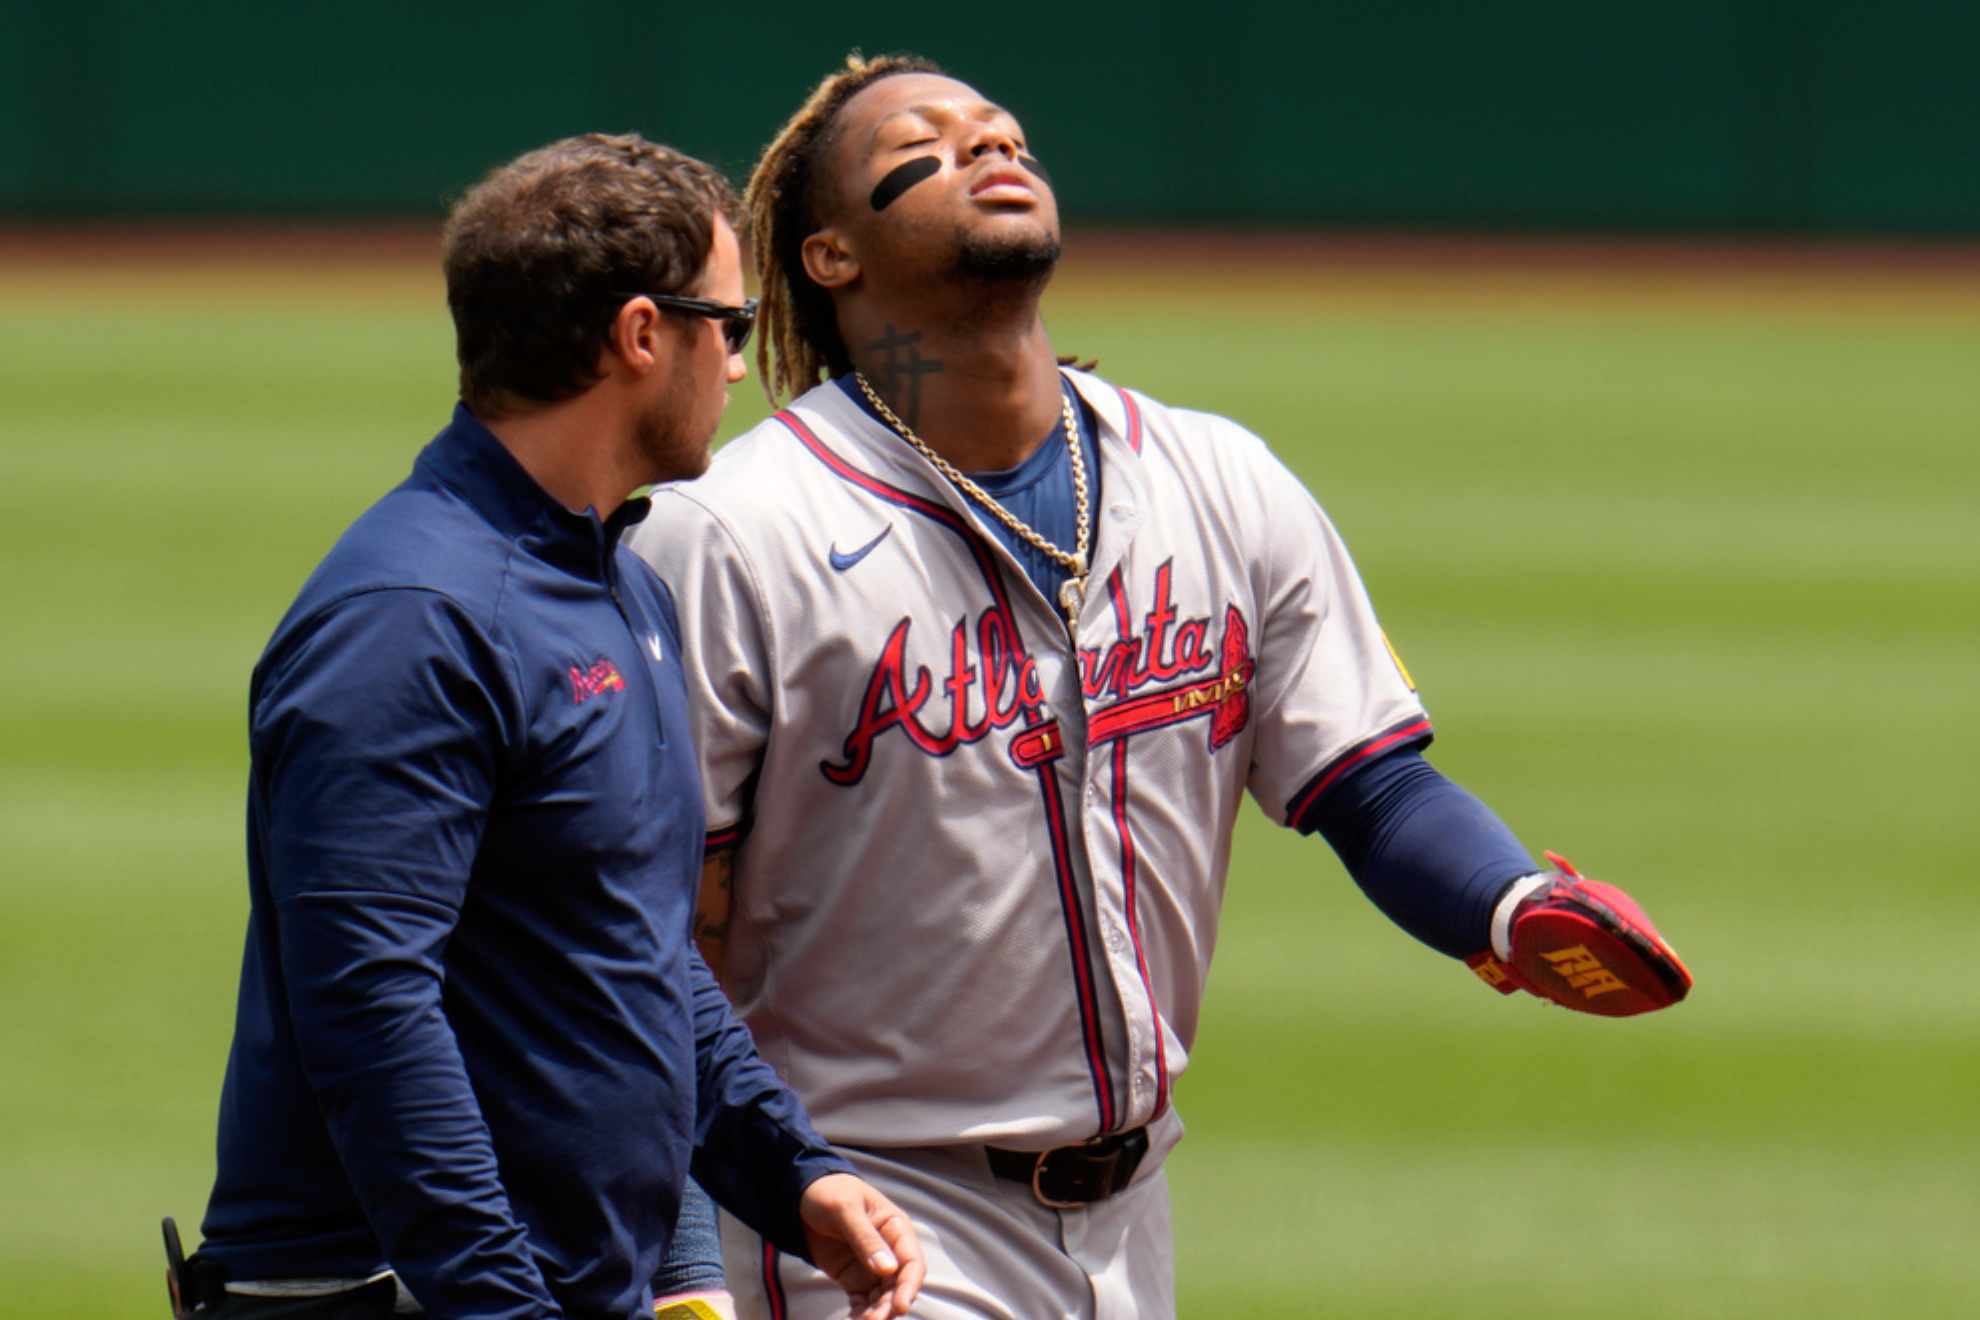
[853,371,1091,639]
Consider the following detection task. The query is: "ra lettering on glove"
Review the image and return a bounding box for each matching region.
[1466,852,1692,1017]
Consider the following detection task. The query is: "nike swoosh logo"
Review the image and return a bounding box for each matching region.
[828,526,893,572]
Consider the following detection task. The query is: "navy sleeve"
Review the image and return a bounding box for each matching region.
[253,588,558,1318]
[651,1178,726,1296]
[685,947,853,1264]
[1296,747,1539,959]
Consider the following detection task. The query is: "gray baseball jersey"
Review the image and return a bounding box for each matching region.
[628,368,1427,1152]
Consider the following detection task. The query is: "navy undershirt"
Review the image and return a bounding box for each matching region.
[838,374,1100,603]
[1299,747,1539,958]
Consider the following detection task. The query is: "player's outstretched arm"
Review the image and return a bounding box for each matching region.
[1467,852,1692,1016]
[797,1173,925,1320]
[1298,748,1691,1016]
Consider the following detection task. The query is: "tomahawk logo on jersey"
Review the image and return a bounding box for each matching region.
[629,369,1428,1157]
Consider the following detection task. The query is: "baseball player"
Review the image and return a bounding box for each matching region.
[629,56,1691,1318]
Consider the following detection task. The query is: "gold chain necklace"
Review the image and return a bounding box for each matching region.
[854,371,1091,637]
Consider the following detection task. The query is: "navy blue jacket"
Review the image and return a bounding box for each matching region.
[199,406,848,1318]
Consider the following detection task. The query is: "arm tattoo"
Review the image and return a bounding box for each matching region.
[865,323,944,428]
[693,852,735,980]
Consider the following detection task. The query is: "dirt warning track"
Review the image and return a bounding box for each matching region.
[5,222,1979,314]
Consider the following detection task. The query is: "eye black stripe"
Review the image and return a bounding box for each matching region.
[870,156,941,211]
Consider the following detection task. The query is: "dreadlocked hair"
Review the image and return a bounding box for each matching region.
[744,51,943,404]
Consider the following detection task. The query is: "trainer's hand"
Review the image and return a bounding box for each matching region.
[798,1172,923,1319]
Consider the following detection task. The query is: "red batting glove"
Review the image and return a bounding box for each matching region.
[1466,852,1692,1017]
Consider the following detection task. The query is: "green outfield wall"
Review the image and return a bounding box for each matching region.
[5,0,1977,233]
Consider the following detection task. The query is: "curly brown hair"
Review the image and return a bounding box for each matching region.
[443,132,738,419]
[742,52,943,404]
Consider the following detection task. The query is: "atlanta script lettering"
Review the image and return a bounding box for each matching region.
[821,561,1244,785]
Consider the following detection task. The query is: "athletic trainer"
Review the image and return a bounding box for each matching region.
[630,59,1689,1317]
[176,133,920,1320]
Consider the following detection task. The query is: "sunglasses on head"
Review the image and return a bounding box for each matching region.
[619,292,758,354]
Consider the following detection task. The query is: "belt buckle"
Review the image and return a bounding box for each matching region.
[1029,1146,1086,1211]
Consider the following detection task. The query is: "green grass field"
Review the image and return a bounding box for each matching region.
[2,240,1976,1317]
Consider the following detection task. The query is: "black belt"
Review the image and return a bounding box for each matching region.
[163,1217,401,1316]
[985,1127,1150,1208]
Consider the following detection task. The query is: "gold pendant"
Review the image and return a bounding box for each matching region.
[1058,574,1085,635]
